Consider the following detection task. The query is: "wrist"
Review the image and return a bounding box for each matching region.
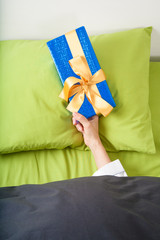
[88,137,102,151]
[89,138,111,168]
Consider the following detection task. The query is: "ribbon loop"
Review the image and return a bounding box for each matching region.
[69,56,92,81]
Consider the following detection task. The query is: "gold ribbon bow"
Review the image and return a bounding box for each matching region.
[59,55,113,117]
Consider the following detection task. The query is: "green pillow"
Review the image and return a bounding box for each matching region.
[91,26,155,154]
[0,27,155,154]
[0,40,83,153]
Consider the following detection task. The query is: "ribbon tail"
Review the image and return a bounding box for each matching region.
[59,89,65,99]
[87,89,113,117]
[95,95,113,117]
[66,90,85,113]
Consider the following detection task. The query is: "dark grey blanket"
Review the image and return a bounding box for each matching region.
[0,176,160,240]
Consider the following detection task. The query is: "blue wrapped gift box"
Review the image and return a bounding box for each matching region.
[47,26,116,118]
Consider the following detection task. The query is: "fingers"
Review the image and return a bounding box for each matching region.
[75,123,83,133]
[72,116,76,125]
[72,116,78,126]
[73,112,89,128]
[72,114,83,132]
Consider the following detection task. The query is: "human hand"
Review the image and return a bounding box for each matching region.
[72,112,101,150]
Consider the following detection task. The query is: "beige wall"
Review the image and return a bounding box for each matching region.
[0,0,160,58]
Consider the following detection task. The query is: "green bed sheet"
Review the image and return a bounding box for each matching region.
[0,62,160,187]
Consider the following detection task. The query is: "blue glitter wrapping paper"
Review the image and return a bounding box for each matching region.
[47,26,116,118]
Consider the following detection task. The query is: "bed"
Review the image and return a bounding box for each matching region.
[0,61,160,187]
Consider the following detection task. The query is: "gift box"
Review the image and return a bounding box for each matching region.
[47,26,116,118]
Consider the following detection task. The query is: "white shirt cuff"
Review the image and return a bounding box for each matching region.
[92,159,128,177]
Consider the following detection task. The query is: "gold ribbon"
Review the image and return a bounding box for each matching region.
[58,29,113,117]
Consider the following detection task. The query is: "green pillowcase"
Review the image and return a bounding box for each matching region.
[92,26,155,154]
[0,40,83,153]
[0,26,155,154]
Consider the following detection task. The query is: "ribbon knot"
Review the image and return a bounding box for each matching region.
[59,55,113,117]
[81,84,88,93]
[80,78,89,93]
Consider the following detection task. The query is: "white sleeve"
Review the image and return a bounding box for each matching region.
[92,159,128,177]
